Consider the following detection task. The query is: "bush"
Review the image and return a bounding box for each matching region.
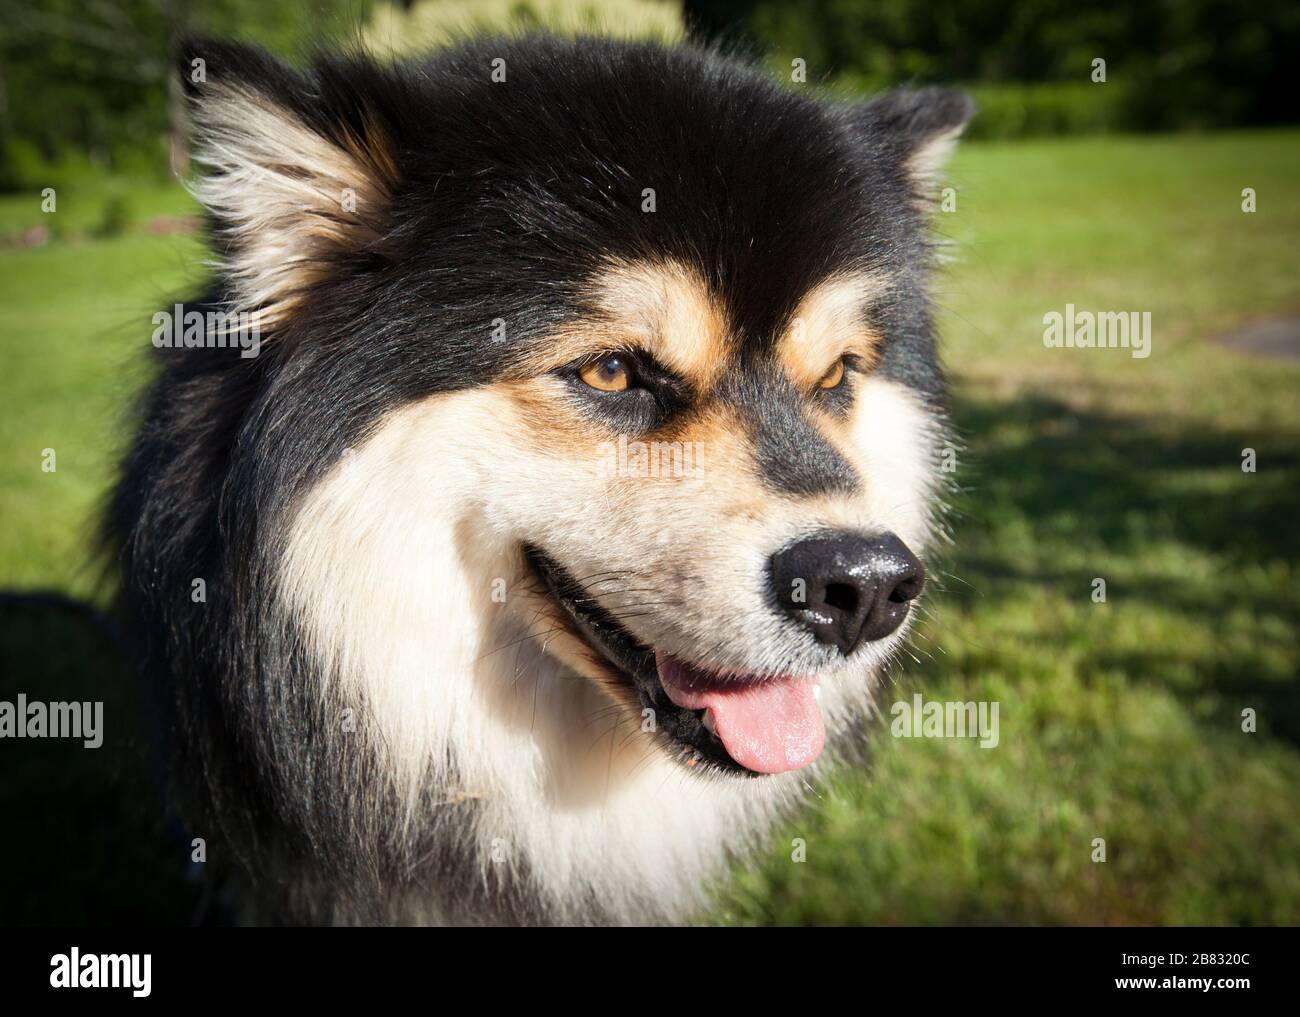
[964,82,1131,140]
[688,0,1300,138]
[363,0,685,55]
[94,195,135,239]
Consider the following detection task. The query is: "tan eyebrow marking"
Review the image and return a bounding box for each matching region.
[777,272,890,388]
[520,259,732,389]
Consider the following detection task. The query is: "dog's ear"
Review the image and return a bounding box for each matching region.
[857,87,975,206]
[177,38,399,327]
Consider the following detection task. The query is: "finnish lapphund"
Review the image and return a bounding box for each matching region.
[107,32,972,925]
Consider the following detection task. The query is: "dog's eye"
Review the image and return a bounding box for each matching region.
[817,357,846,390]
[579,355,632,393]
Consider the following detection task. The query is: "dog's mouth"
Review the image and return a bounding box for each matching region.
[525,546,825,776]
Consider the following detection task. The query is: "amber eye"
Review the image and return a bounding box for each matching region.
[817,357,846,390]
[579,355,632,393]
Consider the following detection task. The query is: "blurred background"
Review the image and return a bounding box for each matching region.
[1,0,1297,925]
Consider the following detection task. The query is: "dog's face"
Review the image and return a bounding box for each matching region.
[491,262,940,775]
[184,37,970,787]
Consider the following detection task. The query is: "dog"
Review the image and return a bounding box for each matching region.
[106,33,971,926]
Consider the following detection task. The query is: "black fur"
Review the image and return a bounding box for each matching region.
[107,33,970,924]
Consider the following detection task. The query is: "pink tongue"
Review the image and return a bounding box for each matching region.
[655,653,825,774]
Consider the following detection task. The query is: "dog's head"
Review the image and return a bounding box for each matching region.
[182,36,971,786]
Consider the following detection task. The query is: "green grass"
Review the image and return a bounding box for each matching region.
[1,130,1298,925]
[0,180,201,597]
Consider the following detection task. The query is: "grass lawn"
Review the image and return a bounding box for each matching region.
[2,131,1298,925]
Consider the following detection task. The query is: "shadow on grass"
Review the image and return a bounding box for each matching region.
[947,391,1300,741]
[0,598,199,925]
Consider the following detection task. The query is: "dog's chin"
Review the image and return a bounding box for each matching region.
[524,546,827,778]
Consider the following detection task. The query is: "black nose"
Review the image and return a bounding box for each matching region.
[769,531,925,654]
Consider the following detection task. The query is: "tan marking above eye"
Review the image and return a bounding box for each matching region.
[516,260,731,390]
[817,358,846,390]
[776,272,889,388]
[579,355,631,392]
